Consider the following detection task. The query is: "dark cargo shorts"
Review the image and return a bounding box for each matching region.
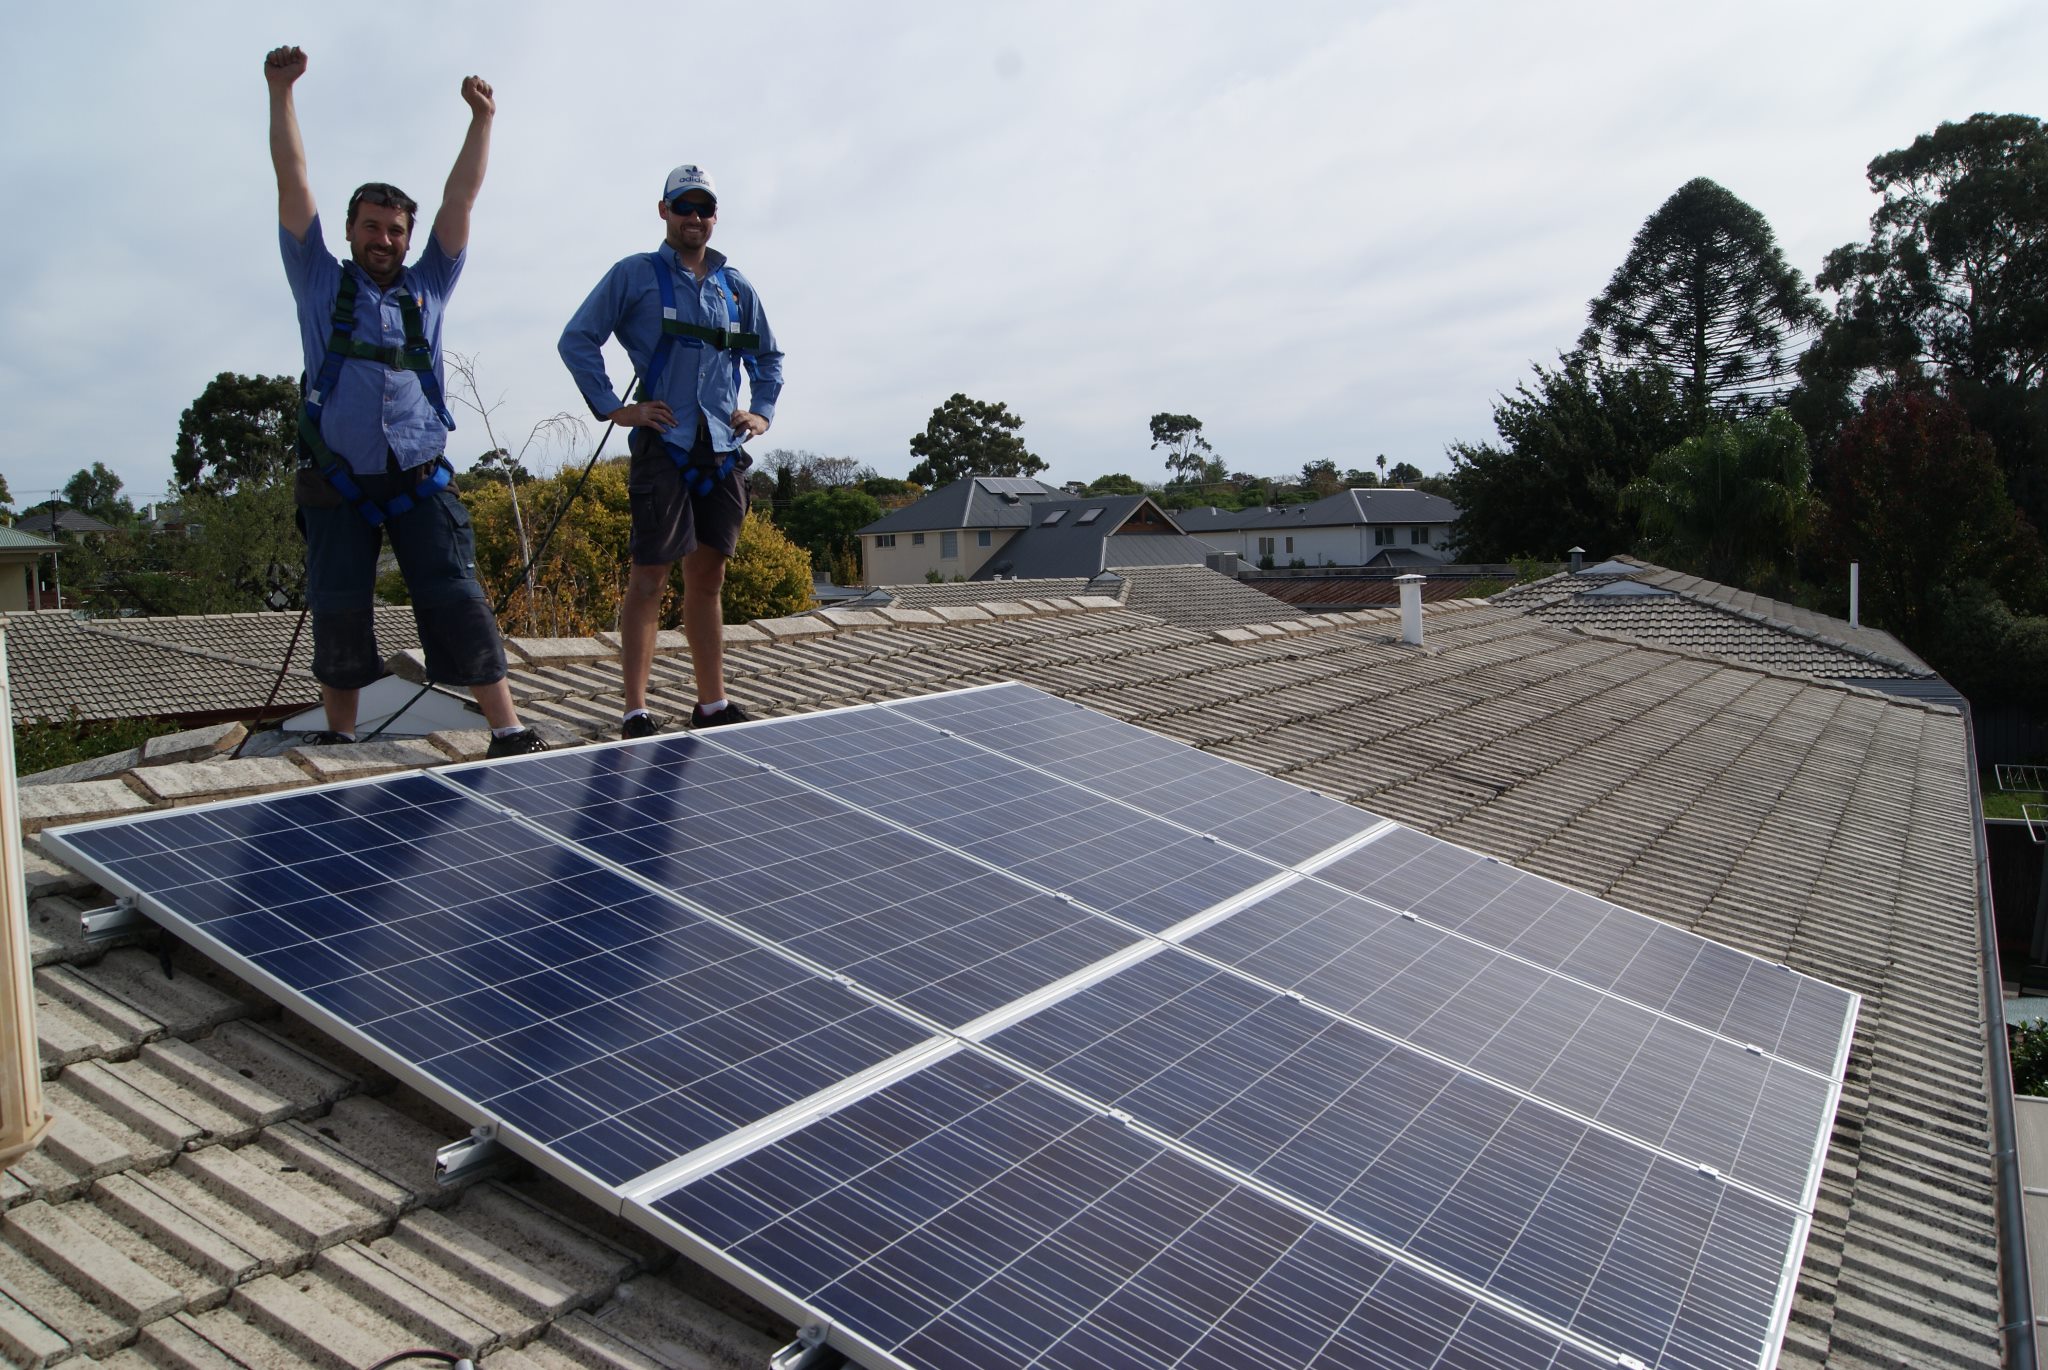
[296,461,508,691]
[627,422,750,565]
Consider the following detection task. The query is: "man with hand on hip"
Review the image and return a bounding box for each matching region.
[559,164,783,736]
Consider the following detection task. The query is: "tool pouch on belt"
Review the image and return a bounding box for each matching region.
[294,464,348,510]
[295,457,453,513]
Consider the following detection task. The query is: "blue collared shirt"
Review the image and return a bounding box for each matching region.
[558,244,783,452]
[280,214,461,476]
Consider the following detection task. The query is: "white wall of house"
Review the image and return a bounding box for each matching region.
[1227,523,1451,567]
[861,528,1014,584]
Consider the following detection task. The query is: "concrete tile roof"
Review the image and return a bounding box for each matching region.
[881,564,1298,630]
[3,578,2009,1367]
[2,609,421,725]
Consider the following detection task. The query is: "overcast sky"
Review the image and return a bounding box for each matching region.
[2,2,2040,508]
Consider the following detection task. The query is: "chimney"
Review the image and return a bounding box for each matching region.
[1396,573,1425,645]
[1568,546,1585,574]
[1204,550,1240,577]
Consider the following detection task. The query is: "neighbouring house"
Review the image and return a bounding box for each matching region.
[14,507,120,540]
[856,476,1213,583]
[0,526,61,612]
[1175,487,1459,568]
[0,563,2025,1367]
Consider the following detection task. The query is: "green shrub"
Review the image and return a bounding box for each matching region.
[14,715,184,776]
[2011,1019,2048,1095]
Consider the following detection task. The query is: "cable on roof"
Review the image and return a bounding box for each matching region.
[366,1353,472,1370]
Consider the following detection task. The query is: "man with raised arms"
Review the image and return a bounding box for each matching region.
[265,44,542,758]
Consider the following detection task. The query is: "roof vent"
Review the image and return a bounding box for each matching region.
[1396,573,1425,645]
[1569,546,1585,574]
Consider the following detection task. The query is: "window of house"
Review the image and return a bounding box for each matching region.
[875,534,896,548]
[1076,508,1103,526]
[1285,537,1294,553]
[912,533,925,545]
[1374,527,1394,546]
[1411,527,1430,545]
[1041,510,1068,527]
[941,531,958,558]
[977,530,991,547]
[1258,536,1276,556]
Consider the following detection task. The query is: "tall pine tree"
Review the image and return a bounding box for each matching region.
[1579,178,1822,428]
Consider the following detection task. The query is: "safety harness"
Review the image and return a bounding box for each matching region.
[636,254,761,496]
[298,268,455,526]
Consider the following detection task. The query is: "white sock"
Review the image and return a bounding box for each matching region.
[696,700,728,716]
[491,725,526,738]
[623,708,650,722]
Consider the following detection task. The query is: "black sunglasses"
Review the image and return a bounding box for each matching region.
[667,198,718,218]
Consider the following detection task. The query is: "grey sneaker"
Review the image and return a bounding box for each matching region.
[485,727,549,759]
[621,712,664,740]
[688,700,751,729]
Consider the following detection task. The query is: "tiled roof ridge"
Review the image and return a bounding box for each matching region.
[72,618,320,679]
[1491,558,1932,678]
[1649,587,1933,678]
[1555,622,1956,713]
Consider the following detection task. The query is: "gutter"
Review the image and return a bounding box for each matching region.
[1962,694,2038,1368]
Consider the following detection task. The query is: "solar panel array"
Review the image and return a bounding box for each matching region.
[46,682,1857,1370]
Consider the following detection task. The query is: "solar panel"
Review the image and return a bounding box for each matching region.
[886,683,1383,866]
[52,773,932,1190]
[1183,880,1838,1207]
[646,1050,1616,1370]
[45,683,1855,1370]
[1315,827,1855,1077]
[448,736,1143,1028]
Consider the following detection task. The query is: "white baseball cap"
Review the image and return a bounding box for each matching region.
[663,164,717,203]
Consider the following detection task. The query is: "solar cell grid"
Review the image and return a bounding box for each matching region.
[706,709,1286,935]
[1185,880,1837,1204]
[885,684,1383,865]
[448,738,1149,1029]
[54,774,934,1188]
[1317,830,1854,1076]
[980,951,1803,1367]
[652,1051,1607,1370]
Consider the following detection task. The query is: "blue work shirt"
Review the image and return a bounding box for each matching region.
[558,244,782,453]
[280,213,460,476]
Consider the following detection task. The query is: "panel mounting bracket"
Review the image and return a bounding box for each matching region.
[435,1122,507,1186]
[771,1324,845,1370]
[80,895,145,943]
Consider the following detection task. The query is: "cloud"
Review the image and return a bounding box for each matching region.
[0,0,2039,504]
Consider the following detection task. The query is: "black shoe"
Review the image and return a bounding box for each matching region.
[301,730,355,746]
[689,700,751,729]
[485,727,549,759]
[621,712,664,740]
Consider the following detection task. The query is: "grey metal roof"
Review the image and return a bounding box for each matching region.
[858,476,1063,535]
[6,579,2008,1368]
[0,526,59,552]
